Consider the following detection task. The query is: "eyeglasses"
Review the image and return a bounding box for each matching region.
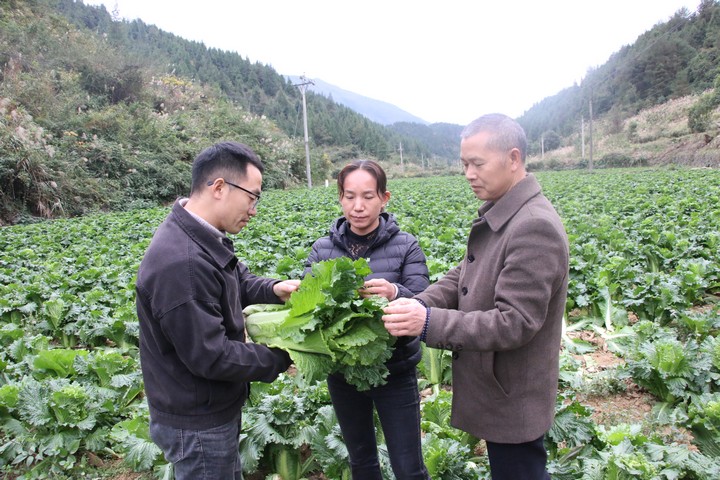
[207,179,261,208]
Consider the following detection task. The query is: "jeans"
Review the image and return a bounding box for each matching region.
[486,434,550,480]
[149,414,243,480]
[328,368,430,480]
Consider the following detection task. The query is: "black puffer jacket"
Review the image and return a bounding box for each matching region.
[305,212,429,374]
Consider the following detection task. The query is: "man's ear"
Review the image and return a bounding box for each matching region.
[206,178,226,199]
[509,148,523,170]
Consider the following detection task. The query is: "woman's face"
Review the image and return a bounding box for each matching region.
[339,169,390,236]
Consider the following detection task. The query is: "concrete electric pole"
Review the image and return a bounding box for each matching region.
[588,97,594,172]
[398,142,404,174]
[294,76,314,188]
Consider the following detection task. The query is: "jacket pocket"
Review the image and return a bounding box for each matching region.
[483,351,510,398]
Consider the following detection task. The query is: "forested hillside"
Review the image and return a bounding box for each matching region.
[2,0,720,224]
[0,0,457,224]
[518,0,720,156]
[53,0,454,161]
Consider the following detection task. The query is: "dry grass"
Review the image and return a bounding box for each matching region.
[528,93,720,168]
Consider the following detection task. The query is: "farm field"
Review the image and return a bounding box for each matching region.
[1,167,720,479]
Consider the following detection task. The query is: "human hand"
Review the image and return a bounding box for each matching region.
[359,278,397,300]
[272,348,293,371]
[382,298,426,337]
[273,279,300,302]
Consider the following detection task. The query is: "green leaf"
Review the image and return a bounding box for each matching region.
[33,348,88,378]
[244,257,395,391]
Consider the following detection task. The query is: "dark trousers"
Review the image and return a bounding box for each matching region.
[486,434,550,480]
[328,368,429,480]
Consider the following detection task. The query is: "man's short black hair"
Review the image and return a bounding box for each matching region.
[190,141,264,195]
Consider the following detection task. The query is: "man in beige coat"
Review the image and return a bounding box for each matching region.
[383,113,569,479]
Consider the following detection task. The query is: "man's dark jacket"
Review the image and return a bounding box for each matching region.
[136,201,290,430]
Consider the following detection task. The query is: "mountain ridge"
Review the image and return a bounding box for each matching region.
[286,75,430,126]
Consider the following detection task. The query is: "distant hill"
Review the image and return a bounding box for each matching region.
[517,1,720,156]
[287,76,429,126]
[3,0,719,223]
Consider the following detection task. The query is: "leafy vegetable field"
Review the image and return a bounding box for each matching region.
[1,168,719,479]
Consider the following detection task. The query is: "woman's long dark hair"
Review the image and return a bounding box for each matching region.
[337,160,388,197]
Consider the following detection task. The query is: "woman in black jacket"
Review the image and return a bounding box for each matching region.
[305,160,430,479]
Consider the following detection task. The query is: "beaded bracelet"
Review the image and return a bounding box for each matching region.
[415,298,431,342]
[419,309,430,342]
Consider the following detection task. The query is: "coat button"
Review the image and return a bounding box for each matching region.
[452,352,460,359]
[468,254,475,263]
[461,287,468,295]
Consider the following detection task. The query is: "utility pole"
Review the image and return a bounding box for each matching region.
[294,75,314,188]
[398,142,404,174]
[588,97,594,172]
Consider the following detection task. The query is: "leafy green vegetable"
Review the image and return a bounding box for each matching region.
[239,374,329,478]
[244,257,395,391]
[688,393,720,458]
[308,405,351,480]
[110,416,165,472]
[421,433,485,479]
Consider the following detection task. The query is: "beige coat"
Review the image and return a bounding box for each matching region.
[415,174,569,444]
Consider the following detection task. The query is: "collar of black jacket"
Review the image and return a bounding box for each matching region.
[170,199,238,270]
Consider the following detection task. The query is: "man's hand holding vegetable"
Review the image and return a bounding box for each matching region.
[272,279,301,302]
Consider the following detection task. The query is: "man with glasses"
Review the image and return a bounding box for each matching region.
[136,141,299,479]
[212,178,262,209]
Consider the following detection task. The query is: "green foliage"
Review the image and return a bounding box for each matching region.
[687,393,720,457]
[110,416,164,472]
[245,257,395,391]
[421,433,485,479]
[307,405,351,480]
[33,348,87,379]
[0,0,462,222]
[542,130,562,151]
[597,152,648,168]
[239,374,330,478]
[623,318,716,409]
[1,171,720,478]
[421,390,479,450]
[547,399,596,457]
[417,343,453,394]
[688,74,720,132]
[519,1,720,147]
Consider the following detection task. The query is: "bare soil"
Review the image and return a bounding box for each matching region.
[566,328,697,448]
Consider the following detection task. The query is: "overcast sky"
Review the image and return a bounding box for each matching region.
[84,0,700,125]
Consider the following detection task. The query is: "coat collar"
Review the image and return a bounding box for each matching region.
[475,174,542,232]
[170,200,238,269]
[331,212,398,248]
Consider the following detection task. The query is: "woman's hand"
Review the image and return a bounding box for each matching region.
[359,278,398,300]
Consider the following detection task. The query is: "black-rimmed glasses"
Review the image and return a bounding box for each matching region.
[207,179,261,208]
